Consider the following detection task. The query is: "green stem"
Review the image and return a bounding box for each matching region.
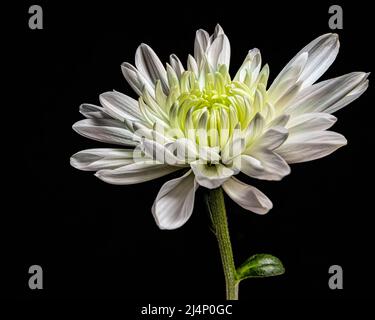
[205,187,239,300]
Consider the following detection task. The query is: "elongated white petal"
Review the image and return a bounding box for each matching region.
[169,54,185,78]
[234,49,262,83]
[79,104,108,119]
[214,24,230,68]
[270,34,339,92]
[100,91,142,122]
[267,114,290,128]
[187,54,199,77]
[121,62,155,96]
[298,34,339,87]
[194,29,210,67]
[236,155,264,178]
[72,119,139,146]
[325,80,368,113]
[287,113,337,133]
[135,44,169,93]
[244,113,265,146]
[207,35,224,69]
[222,177,273,214]
[95,161,180,185]
[268,52,307,102]
[70,148,136,171]
[276,131,347,163]
[253,126,289,151]
[325,79,368,114]
[221,137,245,164]
[152,170,198,230]
[190,162,234,189]
[286,72,369,115]
[242,149,291,180]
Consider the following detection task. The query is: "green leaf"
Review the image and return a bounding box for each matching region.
[236,254,285,280]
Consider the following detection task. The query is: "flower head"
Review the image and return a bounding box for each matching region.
[71,25,368,229]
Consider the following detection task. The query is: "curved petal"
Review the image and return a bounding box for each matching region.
[214,24,230,68]
[222,177,273,214]
[325,78,369,114]
[190,162,234,189]
[270,33,339,92]
[234,48,262,84]
[285,72,369,116]
[95,161,180,185]
[194,29,210,67]
[267,53,307,104]
[135,44,169,93]
[252,126,289,151]
[169,54,185,78]
[276,130,347,163]
[287,113,337,133]
[187,54,199,77]
[99,91,142,122]
[152,170,198,230]
[79,103,108,119]
[72,119,139,146]
[121,62,155,97]
[207,35,225,70]
[241,150,291,181]
[70,148,135,171]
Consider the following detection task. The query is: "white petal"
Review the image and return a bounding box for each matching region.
[287,113,337,133]
[194,29,210,67]
[169,54,185,78]
[100,91,142,122]
[79,104,108,119]
[190,162,234,189]
[187,54,199,77]
[207,35,224,69]
[325,78,369,114]
[121,62,155,97]
[244,113,265,146]
[267,114,290,128]
[234,49,261,83]
[214,24,231,68]
[253,126,289,150]
[298,34,339,87]
[286,72,369,115]
[236,155,264,178]
[221,137,245,164]
[72,119,139,146]
[276,131,347,163]
[271,34,339,91]
[222,177,273,214]
[70,148,135,171]
[241,150,291,181]
[95,161,180,185]
[268,52,307,102]
[152,170,198,230]
[135,44,169,93]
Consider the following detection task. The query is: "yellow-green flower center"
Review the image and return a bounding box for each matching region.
[139,64,269,149]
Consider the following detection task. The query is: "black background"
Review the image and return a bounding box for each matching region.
[5,0,374,302]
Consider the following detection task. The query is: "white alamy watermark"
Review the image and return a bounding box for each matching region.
[28,265,43,290]
[131,127,246,167]
[328,265,343,290]
[28,5,43,30]
[328,5,343,30]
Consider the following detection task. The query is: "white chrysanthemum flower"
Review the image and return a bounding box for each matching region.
[71,25,368,230]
